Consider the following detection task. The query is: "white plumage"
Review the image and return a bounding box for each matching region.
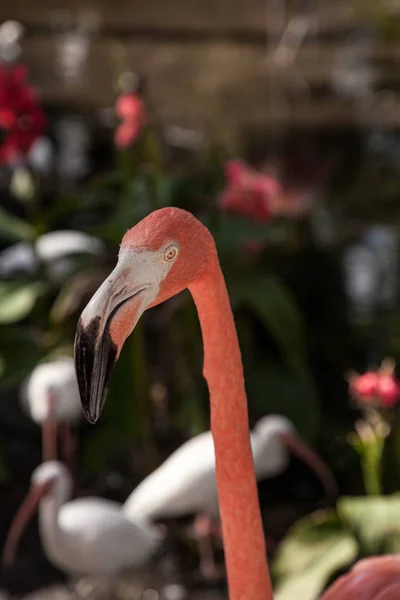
[0,230,104,280]
[123,415,295,522]
[4,461,163,578]
[22,356,82,425]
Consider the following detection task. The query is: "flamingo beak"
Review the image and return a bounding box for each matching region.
[280,432,338,503]
[74,249,163,424]
[2,480,53,569]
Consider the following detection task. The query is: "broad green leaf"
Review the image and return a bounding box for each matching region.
[338,494,400,554]
[10,166,35,202]
[273,510,357,600]
[0,206,34,242]
[384,530,400,553]
[0,281,45,324]
[237,274,306,368]
[235,274,319,437]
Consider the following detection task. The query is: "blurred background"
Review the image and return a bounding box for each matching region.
[1,1,400,599]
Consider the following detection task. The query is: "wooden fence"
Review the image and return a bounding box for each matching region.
[2,0,400,137]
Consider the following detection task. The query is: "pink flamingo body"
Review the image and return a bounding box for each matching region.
[73,207,395,600]
[320,555,400,600]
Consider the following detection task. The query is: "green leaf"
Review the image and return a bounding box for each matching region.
[236,274,320,436]
[0,206,34,242]
[384,530,400,553]
[0,281,45,324]
[10,166,35,203]
[273,510,358,600]
[338,494,400,554]
[238,274,306,368]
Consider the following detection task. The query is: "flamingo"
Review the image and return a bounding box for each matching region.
[2,461,163,596]
[21,356,82,471]
[122,414,337,578]
[319,555,400,599]
[73,207,364,600]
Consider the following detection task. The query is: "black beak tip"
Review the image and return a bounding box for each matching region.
[74,315,118,426]
[82,406,99,424]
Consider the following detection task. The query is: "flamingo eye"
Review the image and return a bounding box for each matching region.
[163,245,179,262]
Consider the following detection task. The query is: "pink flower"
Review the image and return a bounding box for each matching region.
[114,121,140,149]
[0,63,46,164]
[114,93,147,149]
[218,160,281,223]
[349,372,379,403]
[268,186,314,217]
[224,160,248,186]
[349,362,400,409]
[218,186,272,222]
[116,94,143,121]
[376,374,400,408]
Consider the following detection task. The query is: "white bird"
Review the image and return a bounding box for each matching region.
[0,230,104,281]
[123,415,337,579]
[21,356,82,471]
[2,461,163,595]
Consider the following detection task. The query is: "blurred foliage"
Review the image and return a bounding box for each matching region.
[1,87,400,505]
[3,14,400,597]
[0,111,327,479]
[273,494,400,600]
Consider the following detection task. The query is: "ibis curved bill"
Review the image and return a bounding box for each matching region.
[2,461,163,580]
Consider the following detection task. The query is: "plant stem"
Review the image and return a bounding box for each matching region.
[362,431,385,496]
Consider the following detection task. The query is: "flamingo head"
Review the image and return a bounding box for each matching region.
[74,208,214,424]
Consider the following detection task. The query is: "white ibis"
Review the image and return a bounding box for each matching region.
[122,415,337,578]
[21,356,82,471]
[2,461,163,594]
[0,230,104,280]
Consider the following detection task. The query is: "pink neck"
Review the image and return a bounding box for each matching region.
[190,257,273,600]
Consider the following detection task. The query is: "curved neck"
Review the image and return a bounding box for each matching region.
[39,483,69,567]
[189,257,273,600]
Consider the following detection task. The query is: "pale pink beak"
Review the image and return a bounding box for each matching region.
[280,432,338,503]
[2,480,53,568]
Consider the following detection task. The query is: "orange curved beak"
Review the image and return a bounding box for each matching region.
[280,432,338,503]
[2,480,53,569]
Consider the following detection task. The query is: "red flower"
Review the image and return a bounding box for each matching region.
[114,122,141,149]
[376,374,400,408]
[218,160,281,223]
[349,363,400,409]
[349,372,379,403]
[114,93,147,149]
[0,64,46,164]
